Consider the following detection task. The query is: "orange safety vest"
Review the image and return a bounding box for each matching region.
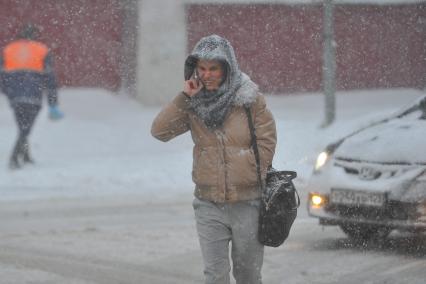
[3,39,49,72]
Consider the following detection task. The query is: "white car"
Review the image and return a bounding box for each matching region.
[308,95,426,240]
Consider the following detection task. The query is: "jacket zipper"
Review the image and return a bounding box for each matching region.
[215,130,228,200]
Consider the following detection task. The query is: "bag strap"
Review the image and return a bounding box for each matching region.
[245,106,301,209]
[244,106,265,194]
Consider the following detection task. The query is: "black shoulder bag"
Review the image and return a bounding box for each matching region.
[245,106,300,247]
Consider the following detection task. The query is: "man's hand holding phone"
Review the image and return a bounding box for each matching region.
[183,71,203,97]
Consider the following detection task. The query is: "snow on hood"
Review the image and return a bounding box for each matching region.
[184,34,241,88]
[335,118,426,164]
[183,34,257,106]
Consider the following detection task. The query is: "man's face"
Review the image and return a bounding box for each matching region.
[196,59,225,91]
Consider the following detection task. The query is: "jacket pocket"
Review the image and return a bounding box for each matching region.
[192,147,218,186]
[226,147,258,186]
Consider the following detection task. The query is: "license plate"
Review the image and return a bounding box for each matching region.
[330,189,385,207]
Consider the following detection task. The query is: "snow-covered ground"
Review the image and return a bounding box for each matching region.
[0,88,425,284]
[0,87,423,201]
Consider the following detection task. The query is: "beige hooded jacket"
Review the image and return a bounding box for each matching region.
[151,35,276,203]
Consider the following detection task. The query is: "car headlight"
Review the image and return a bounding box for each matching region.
[314,151,329,171]
[309,192,328,208]
[313,140,343,172]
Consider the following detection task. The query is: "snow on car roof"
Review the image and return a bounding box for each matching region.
[336,98,426,164]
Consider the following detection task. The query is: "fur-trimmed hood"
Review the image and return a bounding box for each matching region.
[184,34,258,108]
[184,34,241,85]
[234,73,259,106]
[186,34,258,129]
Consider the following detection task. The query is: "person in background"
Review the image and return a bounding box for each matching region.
[0,24,64,169]
[151,34,276,284]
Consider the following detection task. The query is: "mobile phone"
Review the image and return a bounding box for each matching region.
[193,69,202,86]
[193,69,199,81]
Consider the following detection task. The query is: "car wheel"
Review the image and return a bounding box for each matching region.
[339,223,391,241]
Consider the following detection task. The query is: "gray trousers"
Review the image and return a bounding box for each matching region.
[193,197,264,284]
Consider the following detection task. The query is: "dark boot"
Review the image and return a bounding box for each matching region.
[23,153,35,164]
[9,151,21,170]
[9,137,24,169]
[21,142,35,164]
[9,156,20,169]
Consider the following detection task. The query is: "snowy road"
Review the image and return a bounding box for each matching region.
[0,194,425,284]
[1,89,425,283]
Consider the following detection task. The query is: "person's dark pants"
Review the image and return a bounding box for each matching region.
[9,103,41,167]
